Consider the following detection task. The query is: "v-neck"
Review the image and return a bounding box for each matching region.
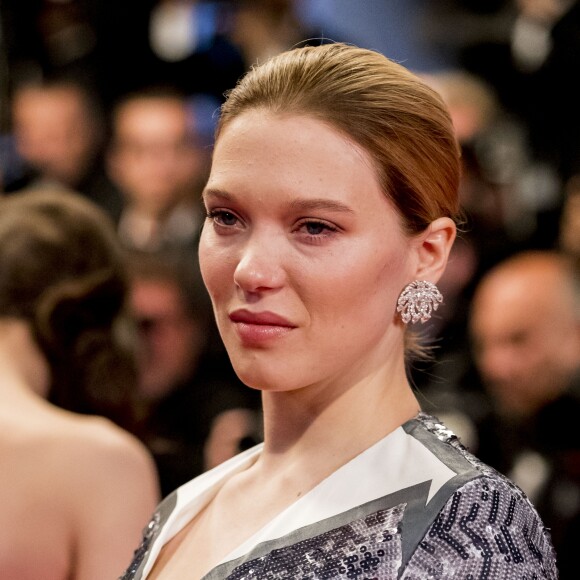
[142,416,457,579]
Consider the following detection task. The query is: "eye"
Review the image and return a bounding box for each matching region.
[295,219,338,241]
[207,209,241,228]
[304,222,328,235]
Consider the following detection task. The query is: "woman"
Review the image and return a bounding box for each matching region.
[0,188,160,580]
[121,43,557,579]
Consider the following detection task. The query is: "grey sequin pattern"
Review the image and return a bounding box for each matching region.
[419,413,461,442]
[116,413,559,580]
[402,415,559,579]
[401,477,558,579]
[118,512,160,580]
[419,412,550,502]
[225,504,405,579]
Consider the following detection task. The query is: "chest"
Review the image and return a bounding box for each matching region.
[149,489,289,580]
[149,501,407,580]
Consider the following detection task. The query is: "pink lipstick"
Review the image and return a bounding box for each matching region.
[229,309,295,345]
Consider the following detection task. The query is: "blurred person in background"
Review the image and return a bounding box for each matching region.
[469,250,580,578]
[107,87,212,254]
[414,67,567,429]
[126,250,262,497]
[559,174,580,264]
[202,407,263,472]
[426,0,580,232]
[227,0,329,68]
[411,69,523,433]
[105,0,246,105]
[5,76,123,220]
[424,67,561,258]
[0,188,159,580]
[500,0,580,183]
[0,0,246,110]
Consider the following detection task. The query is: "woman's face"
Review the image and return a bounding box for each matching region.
[199,111,416,392]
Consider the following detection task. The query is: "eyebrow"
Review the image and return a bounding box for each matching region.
[203,188,355,214]
[288,198,355,214]
[202,188,231,203]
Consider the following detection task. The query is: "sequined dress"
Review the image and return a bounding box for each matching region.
[120,413,558,579]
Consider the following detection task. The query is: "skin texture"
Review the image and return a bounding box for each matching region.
[470,252,580,417]
[0,189,161,580]
[0,320,160,580]
[201,111,415,394]
[148,111,455,579]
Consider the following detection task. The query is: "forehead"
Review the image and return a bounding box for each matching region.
[14,87,85,124]
[471,269,562,338]
[115,98,188,135]
[208,111,389,210]
[216,110,368,162]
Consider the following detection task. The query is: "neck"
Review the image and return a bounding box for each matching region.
[0,318,51,401]
[258,351,419,477]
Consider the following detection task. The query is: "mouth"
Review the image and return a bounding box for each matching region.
[228,309,296,345]
[229,309,294,326]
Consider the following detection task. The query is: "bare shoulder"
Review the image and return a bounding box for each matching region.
[2,405,159,497]
[3,408,161,512]
[63,413,151,465]
[0,409,160,580]
[54,411,159,493]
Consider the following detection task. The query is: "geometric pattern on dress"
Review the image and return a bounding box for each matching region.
[226,504,406,580]
[401,476,559,580]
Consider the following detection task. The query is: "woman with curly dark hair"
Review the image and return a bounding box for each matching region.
[0,187,159,580]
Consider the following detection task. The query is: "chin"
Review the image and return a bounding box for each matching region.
[231,365,279,391]
[229,358,298,393]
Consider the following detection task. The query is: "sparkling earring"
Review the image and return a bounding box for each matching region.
[397,280,443,324]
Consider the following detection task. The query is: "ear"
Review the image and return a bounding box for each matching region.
[412,217,456,283]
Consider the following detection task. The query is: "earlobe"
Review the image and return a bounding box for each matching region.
[414,217,457,283]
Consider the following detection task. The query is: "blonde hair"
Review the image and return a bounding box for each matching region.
[217,42,462,234]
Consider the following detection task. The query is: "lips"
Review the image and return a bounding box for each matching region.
[228,309,296,345]
[229,309,294,327]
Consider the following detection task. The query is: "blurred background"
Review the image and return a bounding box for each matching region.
[1,1,578,577]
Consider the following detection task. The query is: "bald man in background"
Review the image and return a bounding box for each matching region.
[469,250,580,579]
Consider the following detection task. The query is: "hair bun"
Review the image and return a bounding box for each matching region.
[35,268,126,355]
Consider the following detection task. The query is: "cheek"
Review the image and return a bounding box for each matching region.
[309,245,408,326]
[198,232,234,302]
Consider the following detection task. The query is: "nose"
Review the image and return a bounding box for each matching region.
[233,233,286,295]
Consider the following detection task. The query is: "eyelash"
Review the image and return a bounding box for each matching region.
[294,219,338,241]
[206,209,239,228]
[206,209,339,242]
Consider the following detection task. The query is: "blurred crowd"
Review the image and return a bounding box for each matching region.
[0,1,578,578]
